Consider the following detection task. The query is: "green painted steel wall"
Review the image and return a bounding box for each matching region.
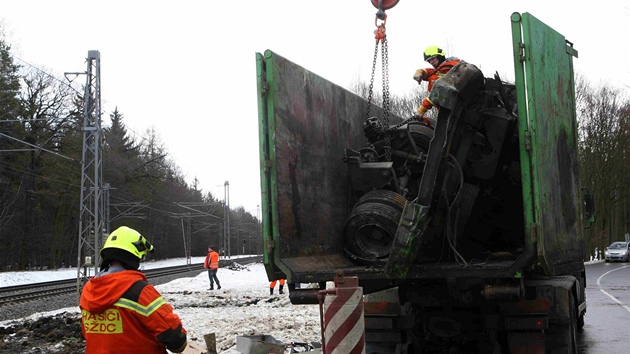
[256,50,401,282]
[511,12,584,276]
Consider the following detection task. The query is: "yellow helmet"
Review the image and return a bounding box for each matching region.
[100,226,154,265]
[423,46,446,61]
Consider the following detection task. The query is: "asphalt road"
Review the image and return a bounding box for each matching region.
[579,261,630,353]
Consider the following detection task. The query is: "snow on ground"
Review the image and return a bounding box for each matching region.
[0,256,605,353]
[0,256,322,353]
[0,256,210,287]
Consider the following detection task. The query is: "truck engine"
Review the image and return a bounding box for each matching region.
[343,63,525,267]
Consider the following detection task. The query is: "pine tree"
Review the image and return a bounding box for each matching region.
[0,35,24,269]
[103,107,141,189]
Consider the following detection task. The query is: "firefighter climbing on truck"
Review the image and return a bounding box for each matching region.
[413,45,461,118]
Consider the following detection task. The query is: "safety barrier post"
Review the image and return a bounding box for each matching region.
[317,272,365,354]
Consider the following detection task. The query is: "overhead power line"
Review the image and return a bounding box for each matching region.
[173,202,221,219]
[13,56,83,96]
[0,132,79,162]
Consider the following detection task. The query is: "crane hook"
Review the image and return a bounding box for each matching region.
[374,16,387,43]
[370,0,400,11]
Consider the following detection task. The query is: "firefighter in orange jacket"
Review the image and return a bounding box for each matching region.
[204,245,221,290]
[80,226,187,353]
[270,278,285,295]
[413,45,461,119]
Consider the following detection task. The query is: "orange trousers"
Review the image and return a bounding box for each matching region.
[270,279,285,288]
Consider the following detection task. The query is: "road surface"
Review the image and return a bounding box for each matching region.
[579,261,630,353]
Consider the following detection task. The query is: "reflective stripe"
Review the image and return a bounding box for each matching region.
[114,296,166,317]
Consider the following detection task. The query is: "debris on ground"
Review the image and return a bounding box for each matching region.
[0,312,84,353]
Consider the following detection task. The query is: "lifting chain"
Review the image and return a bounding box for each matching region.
[365,14,392,161]
[381,34,390,130]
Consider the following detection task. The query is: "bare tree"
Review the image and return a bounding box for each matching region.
[577,78,630,254]
[347,77,425,120]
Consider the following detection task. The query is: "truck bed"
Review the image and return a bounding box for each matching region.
[257,12,585,284]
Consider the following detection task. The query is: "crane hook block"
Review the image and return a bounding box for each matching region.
[374,22,386,43]
[371,0,400,10]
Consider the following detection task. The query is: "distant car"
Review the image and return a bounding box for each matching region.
[604,241,630,262]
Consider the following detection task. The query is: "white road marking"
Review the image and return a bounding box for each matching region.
[596,265,630,313]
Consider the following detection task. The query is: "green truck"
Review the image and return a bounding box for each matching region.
[256,12,590,353]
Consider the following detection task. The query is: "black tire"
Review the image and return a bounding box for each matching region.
[548,292,578,353]
[344,190,406,264]
[568,294,578,352]
[354,189,408,210]
[408,122,434,147]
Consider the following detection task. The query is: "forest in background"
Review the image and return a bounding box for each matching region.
[1,33,629,271]
[0,37,261,270]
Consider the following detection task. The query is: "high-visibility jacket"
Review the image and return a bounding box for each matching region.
[204,251,219,270]
[80,268,187,354]
[415,57,461,112]
[270,279,286,288]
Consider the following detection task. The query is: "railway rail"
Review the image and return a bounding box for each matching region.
[0,256,261,307]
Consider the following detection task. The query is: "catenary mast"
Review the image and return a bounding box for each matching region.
[73,50,104,296]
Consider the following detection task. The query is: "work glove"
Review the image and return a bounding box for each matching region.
[414,111,432,127]
[415,105,429,117]
[413,69,426,83]
[414,103,433,126]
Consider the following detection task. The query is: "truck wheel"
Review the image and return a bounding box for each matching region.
[344,190,405,264]
[548,292,578,353]
[557,294,578,353]
[568,294,578,352]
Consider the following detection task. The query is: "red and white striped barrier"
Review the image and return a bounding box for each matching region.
[318,275,365,354]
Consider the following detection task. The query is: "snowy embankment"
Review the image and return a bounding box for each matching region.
[0,258,321,353]
[0,257,604,352]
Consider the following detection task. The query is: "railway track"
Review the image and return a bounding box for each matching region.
[0,256,261,307]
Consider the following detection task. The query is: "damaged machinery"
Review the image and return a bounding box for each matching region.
[257,11,591,354]
[343,63,522,269]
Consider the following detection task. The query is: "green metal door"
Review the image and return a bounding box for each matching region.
[511,12,584,275]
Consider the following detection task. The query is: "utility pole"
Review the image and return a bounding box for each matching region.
[223,181,230,258]
[71,50,104,296]
[103,183,111,235]
[180,213,192,265]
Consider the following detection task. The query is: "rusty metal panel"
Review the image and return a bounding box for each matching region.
[257,50,402,280]
[519,13,584,275]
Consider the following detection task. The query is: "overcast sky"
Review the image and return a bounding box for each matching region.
[0,1,628,215]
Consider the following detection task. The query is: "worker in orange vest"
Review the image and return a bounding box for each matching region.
[270,278,285,295]
[80,226,188,353]
[204,245,221,290]
[413,45,461,119]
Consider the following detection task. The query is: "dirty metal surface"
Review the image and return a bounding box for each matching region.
[258,50,403,277]
[520,13,584,276]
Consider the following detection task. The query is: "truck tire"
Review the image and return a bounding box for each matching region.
[550,292,578,353]
[344,190,406,264]
[568,294,578,352]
